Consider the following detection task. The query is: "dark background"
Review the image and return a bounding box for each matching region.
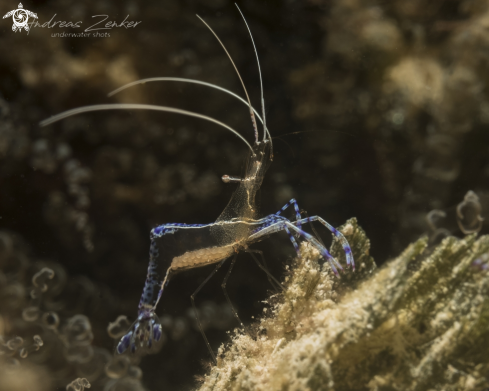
[1,0,489,390]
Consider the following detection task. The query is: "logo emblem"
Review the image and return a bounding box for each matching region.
[3,3,37,33]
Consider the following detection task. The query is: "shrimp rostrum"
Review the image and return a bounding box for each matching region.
[40,6,354,362]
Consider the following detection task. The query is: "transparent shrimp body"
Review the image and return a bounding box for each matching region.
[116,130,354,356]
[116,141,271,354]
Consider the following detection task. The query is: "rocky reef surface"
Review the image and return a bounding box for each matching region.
[198,219,489,391]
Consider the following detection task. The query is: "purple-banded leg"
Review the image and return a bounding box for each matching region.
[284,220,344,276]
[301,211,325,247]
[138,240,160,310]
[249,215,353,273]
[117,239,165,354]
[248,218,304,252]
[191,258,229,364]
[284,225,301,256]
[151,222,211,239]
[275,198,302,230]
[294,216,354,270]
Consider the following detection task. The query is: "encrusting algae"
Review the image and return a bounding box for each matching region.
[197,218,489,391]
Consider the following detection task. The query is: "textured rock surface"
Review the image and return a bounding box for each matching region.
[197,219,489,391]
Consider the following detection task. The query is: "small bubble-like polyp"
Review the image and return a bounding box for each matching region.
[66,377,90,391]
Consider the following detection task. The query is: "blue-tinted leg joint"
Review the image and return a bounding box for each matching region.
[116,309,163,354]
[117,331,133,354]
[321,248,343,277]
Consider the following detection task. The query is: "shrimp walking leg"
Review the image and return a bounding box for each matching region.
[247,248,284,291]
[221,253,248,332]
[249,218,345,275]
[274,198,302,229]
[245,249,284,291]
[301,211,325,247]
[284,225,301,256]
[249,212,354,274]
[284,221,344,275]
[191,258,228,364]
[294,216,354,270]
[221,250,282,338]
[138,240,161,310]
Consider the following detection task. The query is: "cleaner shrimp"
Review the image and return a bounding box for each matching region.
[40,5,354,363]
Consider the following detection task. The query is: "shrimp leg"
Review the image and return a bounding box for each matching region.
[293,216,354,270]
[191,257,230,364]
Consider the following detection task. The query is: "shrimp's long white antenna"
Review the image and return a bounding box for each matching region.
[39,103,254,153]
[235,4,270,145]
[196,15,260,145]
[108,77,264,125]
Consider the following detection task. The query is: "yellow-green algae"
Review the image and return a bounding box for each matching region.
[197,219,489,391]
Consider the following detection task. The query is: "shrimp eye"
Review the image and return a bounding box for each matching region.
[222,175,242,184]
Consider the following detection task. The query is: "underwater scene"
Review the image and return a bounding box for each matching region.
[1,0,489,390]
